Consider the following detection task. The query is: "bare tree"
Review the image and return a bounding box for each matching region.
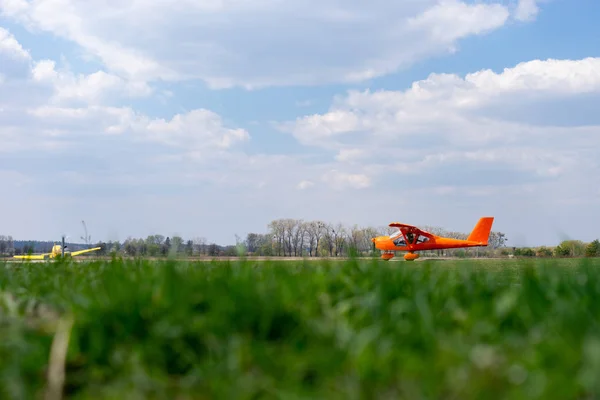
[0,235,7,255]
[488,231,507,249]
[332,223,347,256]
[313,221,328,257]
[320,222,335,257]
[296,221,310,257]
[304,222,316,256]
[361,227,379,254]
[245,233,260,254]
[268,219,286,256]
[288,219,304,257]
[6,235,14,256]
[348,225,362,255]
[193,237,207,256]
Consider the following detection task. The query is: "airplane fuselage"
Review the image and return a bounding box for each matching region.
[372,236,488,252]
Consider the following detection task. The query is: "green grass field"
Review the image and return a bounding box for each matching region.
[2,257,600,399]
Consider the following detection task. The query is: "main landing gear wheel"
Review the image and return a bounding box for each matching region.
[404,252,419,261]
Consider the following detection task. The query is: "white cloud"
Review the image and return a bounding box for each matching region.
[406,1,509,43]
[0,26,32,82]
[462,57,600,97]
[297,180,314,190]
[31,59,153,104]
[282,56,600,206]
[514,0,540,21]
[141,109,250,150]
[286,56,600,140]
[335,148,366,162]
[0,26,30,59]
[322,170,371,190]
[0,0,526,88]
[15,105,250,158]
[0,29,253,163]
[0,32,249,158]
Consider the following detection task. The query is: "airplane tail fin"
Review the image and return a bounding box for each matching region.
[467,217,494,244]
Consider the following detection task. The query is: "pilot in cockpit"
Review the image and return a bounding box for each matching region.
[390,230,406,246]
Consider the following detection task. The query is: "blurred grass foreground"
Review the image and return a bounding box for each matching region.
[1,257,600,399]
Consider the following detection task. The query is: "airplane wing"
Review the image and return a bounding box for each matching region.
[13,254,49,260]
[70,247,101,257]
[389,222,433,237]
[389,222,418,230]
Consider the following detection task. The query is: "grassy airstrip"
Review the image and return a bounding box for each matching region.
[1,256,600,399]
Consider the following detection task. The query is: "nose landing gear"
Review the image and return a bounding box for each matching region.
[381,251,394,260]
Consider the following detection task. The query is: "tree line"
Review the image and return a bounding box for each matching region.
[1,221,598,258]
[513,239,600,258]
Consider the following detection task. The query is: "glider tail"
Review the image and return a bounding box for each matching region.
[467,217,494,244]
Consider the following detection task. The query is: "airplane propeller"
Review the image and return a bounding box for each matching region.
[60,234,70,257]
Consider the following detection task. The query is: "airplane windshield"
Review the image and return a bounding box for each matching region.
[389,230,403,239]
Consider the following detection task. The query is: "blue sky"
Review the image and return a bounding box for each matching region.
[1,0,599,247]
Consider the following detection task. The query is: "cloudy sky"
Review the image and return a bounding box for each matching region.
[1,0,598,247]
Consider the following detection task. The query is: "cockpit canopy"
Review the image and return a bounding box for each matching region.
[389,229,430,246]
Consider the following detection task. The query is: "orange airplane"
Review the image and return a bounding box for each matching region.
[371,217,494,261]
